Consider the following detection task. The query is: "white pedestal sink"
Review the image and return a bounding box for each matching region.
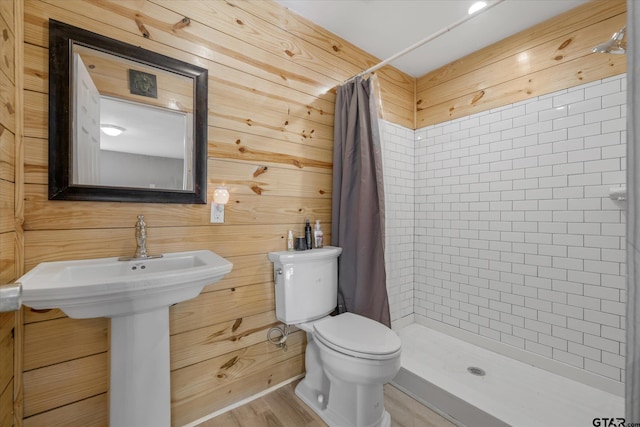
[19,250,233,427]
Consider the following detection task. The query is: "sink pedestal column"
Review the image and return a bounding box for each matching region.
[110,307,171,427]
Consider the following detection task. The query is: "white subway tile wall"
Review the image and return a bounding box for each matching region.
[382,122,415,322]
[381,74,626,382]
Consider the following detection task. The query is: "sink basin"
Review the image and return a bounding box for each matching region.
[20,250,232,318]
[19,250,232,427]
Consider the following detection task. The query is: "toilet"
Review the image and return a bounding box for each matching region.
[268,246,401,427]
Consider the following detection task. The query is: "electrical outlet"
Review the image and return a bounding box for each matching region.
[210,202,225,223]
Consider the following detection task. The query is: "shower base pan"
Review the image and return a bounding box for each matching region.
[392,322,624,427]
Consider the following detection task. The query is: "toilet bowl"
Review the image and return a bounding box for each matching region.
[268,246,401,427]
[295,312,401,427]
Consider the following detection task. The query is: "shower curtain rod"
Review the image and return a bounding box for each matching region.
[342,0,506,84]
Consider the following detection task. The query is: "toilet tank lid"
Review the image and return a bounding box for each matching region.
[268,246,342,263]
[314,312,401,356]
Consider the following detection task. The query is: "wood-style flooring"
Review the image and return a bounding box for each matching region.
[199,381,456,427]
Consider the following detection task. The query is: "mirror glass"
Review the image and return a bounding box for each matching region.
[49,20,208,203]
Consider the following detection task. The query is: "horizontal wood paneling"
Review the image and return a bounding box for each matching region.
[210,75,335,128]
[208,159,331,198]
[23,308,64,326]
[24,0,389,421]
[417,0,626,92]
[23,317,108,371]
[225,0,414,125]
[22,43,46,94]
[23,138,43,187]
[22,91,45,139]
[420,13,626,106]
[170,311,279,371]
[170,282,275,335]
[23,394,107,427]
[0,14,16,85]
[0,312,14,407]
[0,127,15,183]
[210,128,333,171]
[171,332,305,426]
[209,104,334,151]
[75,45,194,112]
[0,232,15,285]
[24,223,323,270]
[0,2,16,95]
[198,254,276,296]
[419,47,626,126]
[29,0,412,125]
[416,0,627,127]
[155,0,361,82]
[0,180,15,234]
[0,61,16,135]
[0,378,13,427]
[24,184,331,229]
[19,0,625,424]
[23,353,108,418]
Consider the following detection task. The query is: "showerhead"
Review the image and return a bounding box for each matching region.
[592,26,627,54]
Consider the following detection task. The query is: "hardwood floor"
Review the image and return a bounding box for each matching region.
[199,381,456,427]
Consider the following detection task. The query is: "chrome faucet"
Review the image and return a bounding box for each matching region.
[119,215,163,261]
[135,215,148,258]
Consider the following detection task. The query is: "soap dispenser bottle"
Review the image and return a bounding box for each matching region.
[314,220,324,248]
[287,230,294,251]
[304,219,313,250]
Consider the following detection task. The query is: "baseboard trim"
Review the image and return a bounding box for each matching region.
[181,374,305,427]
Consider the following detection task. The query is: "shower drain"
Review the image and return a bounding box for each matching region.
[467,366,486,376]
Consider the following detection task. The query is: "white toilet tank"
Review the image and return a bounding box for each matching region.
[268,246,342,325]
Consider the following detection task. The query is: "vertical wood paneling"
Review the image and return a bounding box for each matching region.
[19,0,412,424]
[0,0,19,425]
[0,313,14,427]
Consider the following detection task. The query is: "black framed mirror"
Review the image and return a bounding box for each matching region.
[48,20,208,204]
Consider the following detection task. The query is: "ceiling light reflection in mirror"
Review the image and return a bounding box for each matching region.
[71,44,194,192]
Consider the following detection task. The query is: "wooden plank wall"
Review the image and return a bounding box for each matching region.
[75,45,195,113]
[1,0,22,425]
[416,0,627,127]
[15,0,628,425]
[19,0,413,425]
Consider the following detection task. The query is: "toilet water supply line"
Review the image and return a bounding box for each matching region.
[342,0,505,84]
[268,324,291,351]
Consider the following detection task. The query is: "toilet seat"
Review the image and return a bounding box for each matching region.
[313,312,401,360]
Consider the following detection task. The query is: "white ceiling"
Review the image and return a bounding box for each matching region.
[100,97,188,159]
[275,0,590,78]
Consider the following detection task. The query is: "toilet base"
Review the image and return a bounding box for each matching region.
[295,378,391,427]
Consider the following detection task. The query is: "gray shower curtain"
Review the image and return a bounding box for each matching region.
[627,0,640,421]
[332,75,390,327]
